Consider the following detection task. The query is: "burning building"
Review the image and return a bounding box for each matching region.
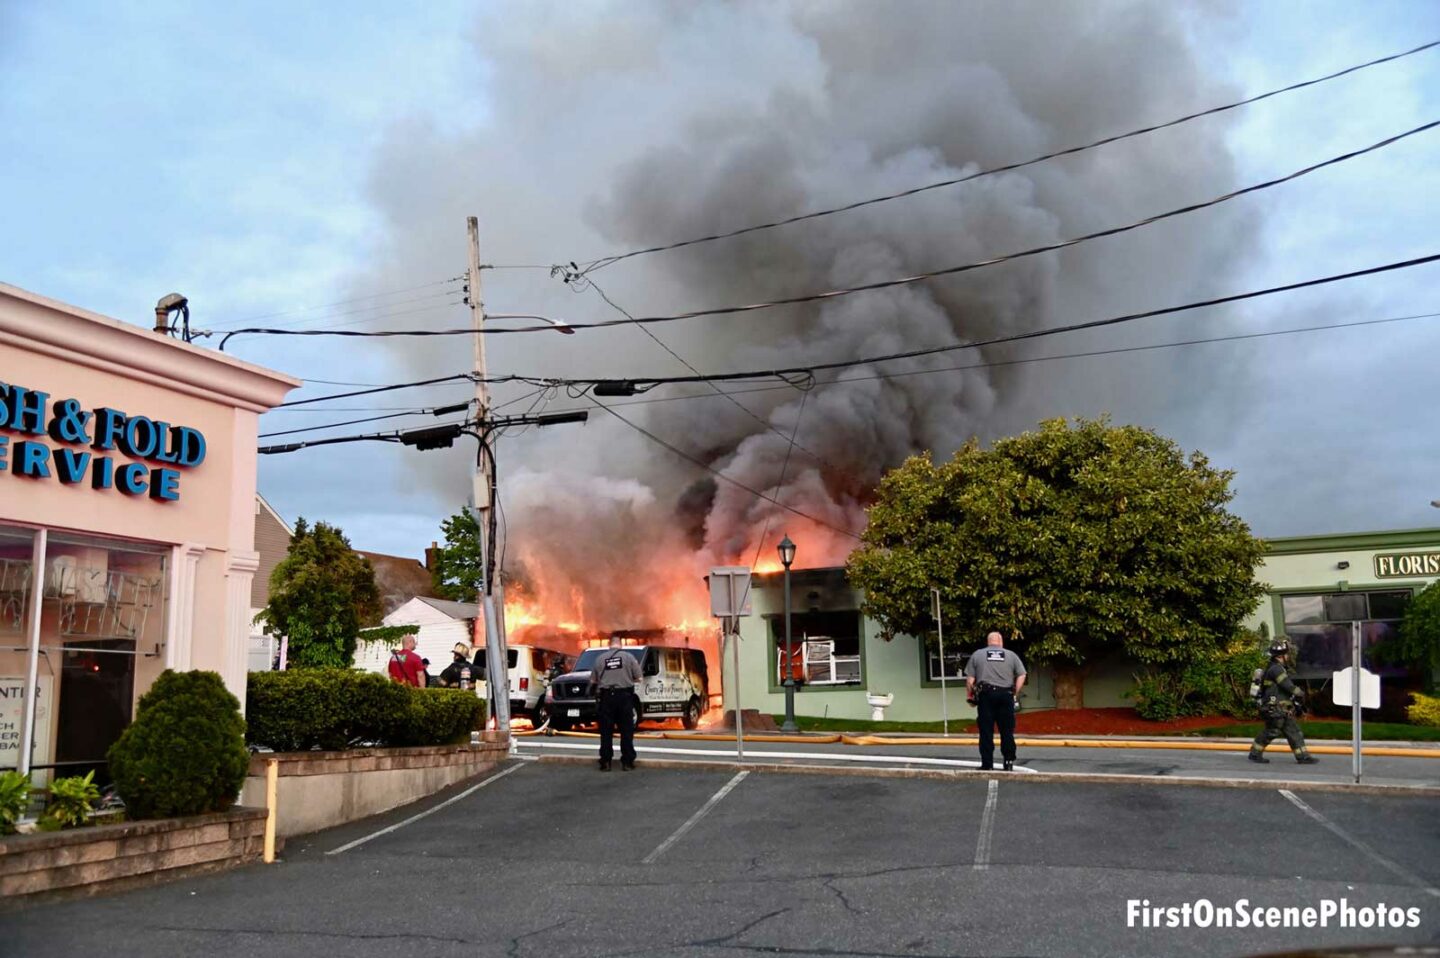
[351,2,1258,704]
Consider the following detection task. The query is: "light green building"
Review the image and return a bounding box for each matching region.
[719,527,1440,721]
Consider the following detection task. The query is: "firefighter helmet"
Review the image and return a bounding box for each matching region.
[1268,637,1291,657]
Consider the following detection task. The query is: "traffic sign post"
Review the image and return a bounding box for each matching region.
[1333,621,1381,784]
[710,567,753,763]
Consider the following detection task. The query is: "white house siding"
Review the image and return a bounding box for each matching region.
[353,596,477,677]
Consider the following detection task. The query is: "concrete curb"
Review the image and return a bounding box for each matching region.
[517,729,1440,758]
[535,754,1440,797]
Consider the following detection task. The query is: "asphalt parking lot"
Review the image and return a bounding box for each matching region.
[3,760,1437,958]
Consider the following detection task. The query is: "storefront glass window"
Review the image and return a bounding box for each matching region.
[1280,595,1324,625]
[0,526,35,636]
[1,526,41,776]
[1282,589,1410,678]
[39,532,168,783]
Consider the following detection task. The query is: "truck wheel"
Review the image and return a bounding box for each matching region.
[682,697,701,730]
[631,701,643,729]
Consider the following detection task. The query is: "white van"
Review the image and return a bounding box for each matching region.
[502,644,568,721]
[545,645,709,730]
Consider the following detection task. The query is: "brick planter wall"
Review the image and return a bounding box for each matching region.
[240,735,510,838]
[0,807,268,910]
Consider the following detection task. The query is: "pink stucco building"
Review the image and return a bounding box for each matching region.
[0,283,298,783]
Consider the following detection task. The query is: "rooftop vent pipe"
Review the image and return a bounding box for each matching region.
[154,292,190,341]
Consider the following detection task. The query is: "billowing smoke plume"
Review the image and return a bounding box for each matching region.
[354,0,1254,628]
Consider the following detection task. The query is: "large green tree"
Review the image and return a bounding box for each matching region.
[847,417,1266,707]
[257,519,382,669]
[1395,581,1440,690]
[430,507,482,601]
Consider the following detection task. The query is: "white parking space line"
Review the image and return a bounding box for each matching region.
[326,763,524,856]
[515,739,1038,772]
[644,770,750,865]
[974,779,999,871]
[1278,789,1440,898]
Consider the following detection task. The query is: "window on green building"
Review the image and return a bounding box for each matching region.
[1281,590,1411,678]
[769,611,862,687]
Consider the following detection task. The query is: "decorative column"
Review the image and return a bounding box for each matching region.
[165,543,207,672]
[224,550,260,710]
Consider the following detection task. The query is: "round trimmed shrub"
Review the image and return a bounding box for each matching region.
[107,670,249,820]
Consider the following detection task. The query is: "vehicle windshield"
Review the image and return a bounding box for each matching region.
[573,648,644,672]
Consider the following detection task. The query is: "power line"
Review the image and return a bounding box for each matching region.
[205,277,463,330]
[573,273,840,473]
[265,404,467,414]
[522,309,1440,417]
[572,39,1440,273]
[259,292,464,331]
[272,255,1440,420]
[259,406,463,438]
[220,122,1438,347]
[258,410,588,456]
[278,373,475,408]
[545,122,1439,334]
[584,393,863,541]
[257,420,468,455]
[595,251,1440,388]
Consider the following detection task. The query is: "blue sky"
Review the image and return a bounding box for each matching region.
[3,1,1439,559]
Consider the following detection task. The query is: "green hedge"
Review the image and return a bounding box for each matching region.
[107,670,249,820]
[246,670,482,751]
[1129,633,1267,722]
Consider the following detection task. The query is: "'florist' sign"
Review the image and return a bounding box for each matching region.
[0,381,206,501]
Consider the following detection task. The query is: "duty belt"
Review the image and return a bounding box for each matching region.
[977,682,1009,693]
[597,687,631,695]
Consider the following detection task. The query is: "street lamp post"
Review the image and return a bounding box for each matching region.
[779,535,798,733]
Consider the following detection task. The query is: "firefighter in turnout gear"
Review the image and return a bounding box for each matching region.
[1248,637,1319,765]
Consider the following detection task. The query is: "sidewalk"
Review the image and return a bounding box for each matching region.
[524,727,1440,758]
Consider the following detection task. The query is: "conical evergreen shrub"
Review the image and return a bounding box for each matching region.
[107,670,249,820]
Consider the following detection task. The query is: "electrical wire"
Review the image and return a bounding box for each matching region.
[267,293,465,331]
[571,39,1440,273]
[738,388,812,614]
[257,418,471,455]
[584,393,862,541]
[206,277,463,330]
[586,251,1440,388]
[572,273,840,473]
[510,309,1440,417]
[541,122,1440,334]
[266,404,470,414]
[277,373,477,407]
[272,259,1440,419]
[259,406,463,439]
[222,122,1438,346]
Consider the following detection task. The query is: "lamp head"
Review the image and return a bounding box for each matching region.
[778,535,796,569]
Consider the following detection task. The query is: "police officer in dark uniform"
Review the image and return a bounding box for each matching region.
[964,631,1027,771]
[1249,637,1318,765]
[589,641,643,771]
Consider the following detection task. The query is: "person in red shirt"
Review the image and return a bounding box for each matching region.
[387,635,426,687]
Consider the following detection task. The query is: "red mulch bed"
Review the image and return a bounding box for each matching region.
[962,707,1247,736]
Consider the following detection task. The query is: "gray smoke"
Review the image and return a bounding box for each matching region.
[351,0,1255,627]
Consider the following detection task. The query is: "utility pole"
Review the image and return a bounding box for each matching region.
[466,216,511,735]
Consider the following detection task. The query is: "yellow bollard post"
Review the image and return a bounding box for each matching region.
[263,759,278,863]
